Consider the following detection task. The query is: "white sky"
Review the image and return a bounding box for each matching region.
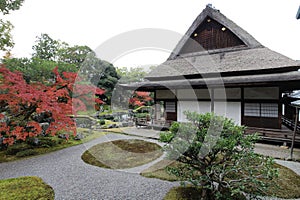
[1,0,300,68]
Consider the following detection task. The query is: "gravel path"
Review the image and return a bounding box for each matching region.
[0,134,178,200]
[1,133,300,200]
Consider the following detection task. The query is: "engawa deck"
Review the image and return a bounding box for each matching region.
[245,126,300,145]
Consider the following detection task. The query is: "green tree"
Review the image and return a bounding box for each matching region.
[0,0,25,52]
[32,33,60,61]
[0,19,14,51]
[117,66,148,83]
[88,59,120,103]
[165,111,278,199]
[57,45,93,65]
[2,57,77,83]
[0,0,24,15]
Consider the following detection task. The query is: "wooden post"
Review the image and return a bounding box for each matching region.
[291,107,298,159]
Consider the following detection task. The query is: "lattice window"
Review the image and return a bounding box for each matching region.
[165,101,176,112]
[244,103,278,118]
[244,103,260,117]
[261,103,278,118]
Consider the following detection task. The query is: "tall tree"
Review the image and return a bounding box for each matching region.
[81,56,120,104]
[0,65,105,145]
[0,0,25,52]
[0,0,24,15]
[32,33,60,61]
[57,45,93,65]
[0,19,14,51]
[2,57,77,83]
[117,67,147,83]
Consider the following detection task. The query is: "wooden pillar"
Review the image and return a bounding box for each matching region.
[291,107,298,159]
[211,88,214,113]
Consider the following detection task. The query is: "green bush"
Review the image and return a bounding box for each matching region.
[134,113,149,118]
[38,137,57,147]
[165,111,278,200]
[98,120,105,125]
[16,149,38,157]
[169,121,180,134]
[5,143,31,155]
[159,131,175,143]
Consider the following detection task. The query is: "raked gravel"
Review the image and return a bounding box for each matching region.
[0,133,178,200]
[0,133,299,200]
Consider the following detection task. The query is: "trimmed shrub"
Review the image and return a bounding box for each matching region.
[169,121,180,134]
[98,120,105,125]
[38,137,57,147]
[134,113,149,118]
[165,111,278,200]
[6,143,31,155]
[159,131,175,143]
[16,149,38,157]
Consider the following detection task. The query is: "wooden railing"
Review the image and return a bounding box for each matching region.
[282,116,300,132]
[245,126,300,144]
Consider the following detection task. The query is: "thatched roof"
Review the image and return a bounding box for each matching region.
[145,5,300,80]
[146,47,300,80]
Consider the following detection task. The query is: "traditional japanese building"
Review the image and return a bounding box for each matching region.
[122,5,300,138]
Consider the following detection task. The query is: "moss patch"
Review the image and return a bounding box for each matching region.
[264,163,300,198]
[0,129,106,163]
[0,176,54,200]
[81,139,163,169]
[164,186,246,200]
[141,160,182,181]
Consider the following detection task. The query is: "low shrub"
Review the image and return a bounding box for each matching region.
[159,131,175,143]
[98,120,105,125]
[5,143,31,155]
[134,113,149,118]
[169,121,180,134]
[16,149,38,157]
[38,137,58,147]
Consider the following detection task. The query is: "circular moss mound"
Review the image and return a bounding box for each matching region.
[81,139,163,169]
[0,176,54,200]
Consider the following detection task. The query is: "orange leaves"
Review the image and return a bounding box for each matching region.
[0,66,105,145]
[129,91,153,108]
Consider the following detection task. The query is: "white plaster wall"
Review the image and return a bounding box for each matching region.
[214,102,241,125]
[177,101,211,122]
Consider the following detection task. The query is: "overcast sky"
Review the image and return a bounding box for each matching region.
[2,0,300,68]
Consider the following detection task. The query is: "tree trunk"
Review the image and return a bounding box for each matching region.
[201,188,207,200]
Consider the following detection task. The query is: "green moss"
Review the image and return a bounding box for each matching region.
[0,129,106,163]
[81,139,163,169]
[0,176,54,200]
[164,186,246,200]
[141,160,182,181]
[264,163,300,198]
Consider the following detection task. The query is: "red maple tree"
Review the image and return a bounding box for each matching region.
[129,91,153,108]
[0,66,105,145]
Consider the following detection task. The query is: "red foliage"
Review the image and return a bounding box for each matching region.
[0,66,105,145]
[129,91,153,108]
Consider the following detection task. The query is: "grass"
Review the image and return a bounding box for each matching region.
[81,139,163,169]
[141,160,182,181]
[0,128,106,163]
[0,176,54,200]
[142,160,300,199]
